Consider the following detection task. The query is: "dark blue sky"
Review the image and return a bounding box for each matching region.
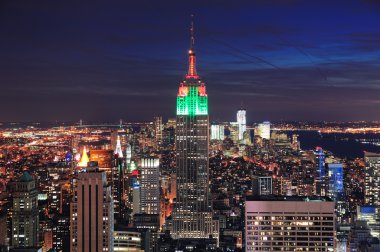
[1,0,380,123]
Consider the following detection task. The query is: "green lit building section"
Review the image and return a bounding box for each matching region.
[177,86,208,116]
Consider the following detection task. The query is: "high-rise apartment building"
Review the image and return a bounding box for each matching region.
[245,195,335,251]
[364,152,380,215]
[237,109,246,141]
[172,22,218,241]
[140,158,160,215]
[70,168,114,252]
[8,171,39,248]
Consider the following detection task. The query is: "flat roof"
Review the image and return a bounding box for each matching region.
[246,195,333,202]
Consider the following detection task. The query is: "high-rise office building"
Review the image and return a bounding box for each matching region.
[327,163,343,200]
[154,116,163,144]
[314,147,326,196]
[347,220,380,252]
[245,195,335,251]
[140,158,160,215]
[229,122,239,143]
[252,176,272,196]
[113,136,125,221]
[114,229,142,252]
[364,152,380,215]
[132,184,140,216]
[210,124,225,141]
[256,121,270,140]
[357,205,380,238]
[327,163,346,223]
[52,215,70,252]
[70,168,114,252]
[126,144,132,164]
[8,171,39,248]
[172,21,218,241]
[237,109,246,141]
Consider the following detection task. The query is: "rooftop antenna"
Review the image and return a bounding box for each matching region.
[190,14,195,49]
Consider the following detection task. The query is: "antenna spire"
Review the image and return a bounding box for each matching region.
[190,14,195,49]
[186,14,199,79]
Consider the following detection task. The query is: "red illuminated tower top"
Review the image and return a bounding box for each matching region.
[186,15,199,79]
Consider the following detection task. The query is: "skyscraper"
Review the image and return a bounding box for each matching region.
[245,195,335,251]
[364,152,380,215]
[210,124,225,141]
[327,163,346,223]
[126,143,132,164]
[327,163,343,200]
[140,158,160,215]
[256,121,270,140]
[237,108,246,141]
[251,176,272,196]
[154,116,163,144]
[8,171,39,248]
[314,147,326,196]
[70,168,114,252]
[113,136,125,221]
[172,20,218,241]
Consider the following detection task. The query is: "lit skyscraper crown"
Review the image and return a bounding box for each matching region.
[78,146,89,167]
[176,16,208,116]
[114,135,123,158]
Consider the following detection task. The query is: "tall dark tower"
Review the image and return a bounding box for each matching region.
[172,18,219,242]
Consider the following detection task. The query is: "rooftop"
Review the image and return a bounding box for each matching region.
[246,195,333,202]
[19,171,33,182]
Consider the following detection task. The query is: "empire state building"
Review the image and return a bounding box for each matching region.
[171,21,219,242]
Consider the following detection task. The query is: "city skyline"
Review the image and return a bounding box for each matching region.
[1,1,380,122]
[3,3,380,251]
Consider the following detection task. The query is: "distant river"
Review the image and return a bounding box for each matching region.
[293,131,380,159]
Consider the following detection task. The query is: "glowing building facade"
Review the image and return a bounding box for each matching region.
[210,124,225,141]
[154,116,163,144]
[327,163,343,200]
[256,121,270,140]
[113,136,125,221]
[364,152,380,216]
[237,109,246,141]
[252,176,272,196]
[140,158,160,215]
[77,146,90,167]
[314,147,326,196]
[126,144,132,164]
[172,23,218,242]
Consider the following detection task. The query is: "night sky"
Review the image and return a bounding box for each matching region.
[1,1,380,123]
